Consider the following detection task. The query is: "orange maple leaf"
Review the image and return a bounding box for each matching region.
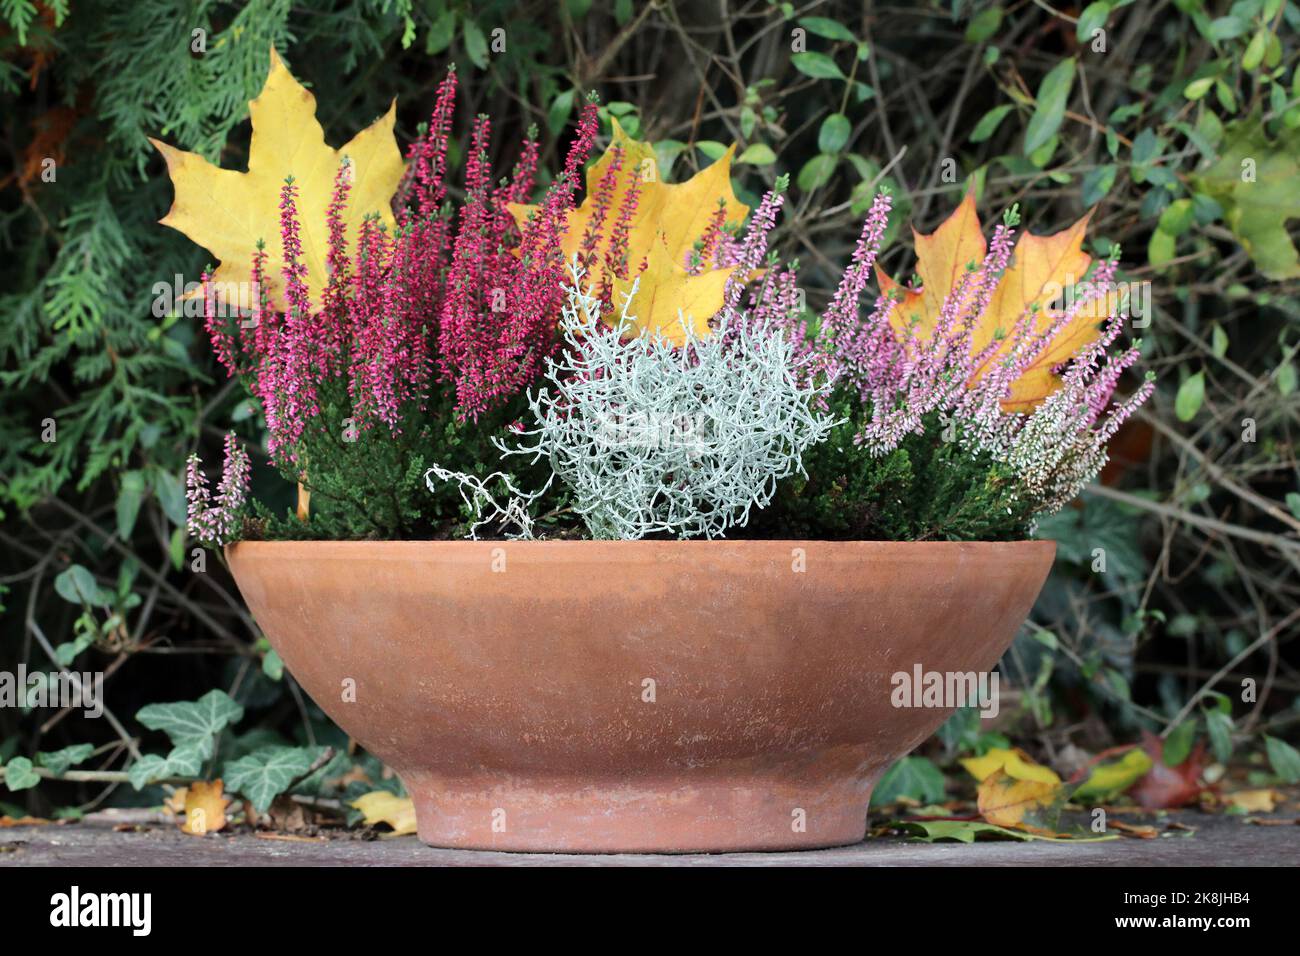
[877,191,1104,412]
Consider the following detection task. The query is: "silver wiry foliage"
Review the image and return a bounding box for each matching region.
[499,263,838,540]
[423,464,549,540]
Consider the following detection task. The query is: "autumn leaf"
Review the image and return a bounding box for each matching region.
[976,769,1069,835]
[961,746,1062,785]
[0,815,52,828]
[1223,789,1281,813]
[351,790,417,836]
[611,240,737,345]
[151,47,404,312]
[1071,745,1154,803]
[877,190,1102,411]
[180,779,230,836]
[1128,731,1209,809]
[508,117,749,341]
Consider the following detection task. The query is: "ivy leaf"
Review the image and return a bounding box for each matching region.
[127,745,206,790]
[891,814,1113,843]
[223,746,321,813]
[1024,58,1076,155]
[871,755,946,807]
[37,744,95,777]
[136,690,244,758]
[2,757,40,792]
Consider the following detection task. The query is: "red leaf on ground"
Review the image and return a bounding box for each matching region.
[1129,731,1208,809]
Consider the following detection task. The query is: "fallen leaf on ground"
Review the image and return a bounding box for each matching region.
[164,788,188,815]
[877,191,1104,411]
[961,746,1062,785]
[0,815,51,827]
[1111,821,1160,839]
[152,47,403,312]
[976,769,1068,835]
[1129,731,1208,809]
[890,809,1115,844]
[1224,789,1282,813]
[180,780,230,836]
[1244,817,1300,826]
[351,790,417,835]
[1072,746,1154,803]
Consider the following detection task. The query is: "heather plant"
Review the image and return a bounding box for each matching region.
[729,184,1154,540]
[182,62,605,540]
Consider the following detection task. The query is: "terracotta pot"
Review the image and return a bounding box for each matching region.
[227,539,1054,853]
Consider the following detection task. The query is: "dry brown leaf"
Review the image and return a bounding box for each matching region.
[0,815,51,828]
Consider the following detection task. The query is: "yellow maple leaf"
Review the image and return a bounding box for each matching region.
[611,240,737,345]
[507,118,748,339]
[961,746,1062,785]
[877,191,1102,412]
[350,790,417,836]
[151,47,404,313]
[976,770,1066,835]
[180,779,229,836]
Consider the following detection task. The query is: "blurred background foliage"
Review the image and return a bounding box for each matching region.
[1,0,1298,816]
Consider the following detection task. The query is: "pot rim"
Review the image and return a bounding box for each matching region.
[226,537,1054,549]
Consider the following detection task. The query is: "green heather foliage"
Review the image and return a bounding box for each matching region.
[745,394,1035,542]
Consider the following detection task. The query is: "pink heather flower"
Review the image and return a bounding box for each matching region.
[201,269,236,376]
[186,433,251,546]
[723,179,786,313]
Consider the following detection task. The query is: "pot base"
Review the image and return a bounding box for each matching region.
[403,751,881,853]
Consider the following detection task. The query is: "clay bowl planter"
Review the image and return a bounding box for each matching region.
[227,539,1054,853]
